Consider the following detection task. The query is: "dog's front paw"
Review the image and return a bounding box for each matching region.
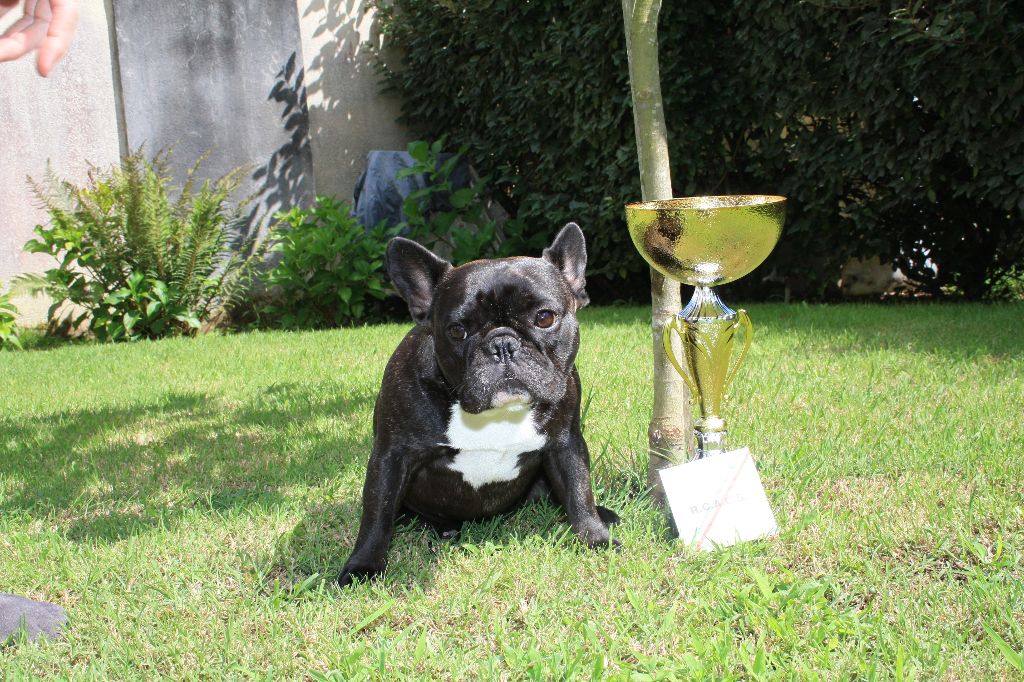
[596,505,621,526]
[574,518,622,550]
[337,561,385,589]
[585,533,622,551]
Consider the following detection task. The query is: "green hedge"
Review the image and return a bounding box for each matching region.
[376,0,1024,300]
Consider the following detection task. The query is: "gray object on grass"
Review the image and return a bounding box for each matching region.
[0,593,67,643]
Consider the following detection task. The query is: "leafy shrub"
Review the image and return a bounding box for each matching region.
[261,197,399,328]
[0,284,22,350]
[989,267,1024,301]
[23,150,253,341]
[397,140,548,264]
[376,0,1024,300]
[259,144,549,330]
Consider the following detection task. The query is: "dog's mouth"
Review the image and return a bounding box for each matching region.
[459,379,534,414]
[488,388,533,410]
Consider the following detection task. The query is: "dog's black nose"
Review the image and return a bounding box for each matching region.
[488,332,522,363]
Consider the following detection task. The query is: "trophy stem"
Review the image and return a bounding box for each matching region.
[680,285,735,320]
[683,286,734,459]
[665,286,751,460]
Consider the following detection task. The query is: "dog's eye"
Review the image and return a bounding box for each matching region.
[534,310,557,328]
[447,323,467,340]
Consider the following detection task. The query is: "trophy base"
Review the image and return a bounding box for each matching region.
[696,430,729,456]
[695,417,727,459]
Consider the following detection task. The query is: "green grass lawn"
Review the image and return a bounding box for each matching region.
[2,304,1022,680]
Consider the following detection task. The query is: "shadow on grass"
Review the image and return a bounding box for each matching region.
[753,302,1024,359]
[269,494,598,591]
[0,384,376,543]
[585,301,1024,359]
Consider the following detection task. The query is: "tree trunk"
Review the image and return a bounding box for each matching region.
[621,0,692,508]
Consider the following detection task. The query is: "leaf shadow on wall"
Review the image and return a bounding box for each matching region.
[299,0,409,203]
[239,50,316,256]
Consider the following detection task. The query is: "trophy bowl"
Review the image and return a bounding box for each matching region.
[625,195,786,286]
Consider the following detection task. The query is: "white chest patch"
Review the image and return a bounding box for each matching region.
[443,403,546,490]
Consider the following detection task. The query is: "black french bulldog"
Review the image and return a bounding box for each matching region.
[338,223,619,587]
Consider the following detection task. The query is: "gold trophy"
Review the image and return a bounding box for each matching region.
[626,196,786,459]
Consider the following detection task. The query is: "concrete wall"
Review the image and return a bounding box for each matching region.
[0,2,122,325]
[0,0,410,327]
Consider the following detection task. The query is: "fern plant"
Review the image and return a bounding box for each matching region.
[22,149,255,341]
[0,282,22,350]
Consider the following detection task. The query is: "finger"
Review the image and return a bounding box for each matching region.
[36,0,77,76]
[0,17,46,62]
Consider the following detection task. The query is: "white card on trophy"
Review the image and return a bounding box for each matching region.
[659,447,778,551]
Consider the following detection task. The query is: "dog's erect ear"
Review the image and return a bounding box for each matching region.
[542,222,589,309]
[386,237,452,325]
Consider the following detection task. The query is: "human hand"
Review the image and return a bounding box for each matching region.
[0,0,79,77]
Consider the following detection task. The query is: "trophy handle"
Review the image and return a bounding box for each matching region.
[662,317,698,396]
[724,309,753,393]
